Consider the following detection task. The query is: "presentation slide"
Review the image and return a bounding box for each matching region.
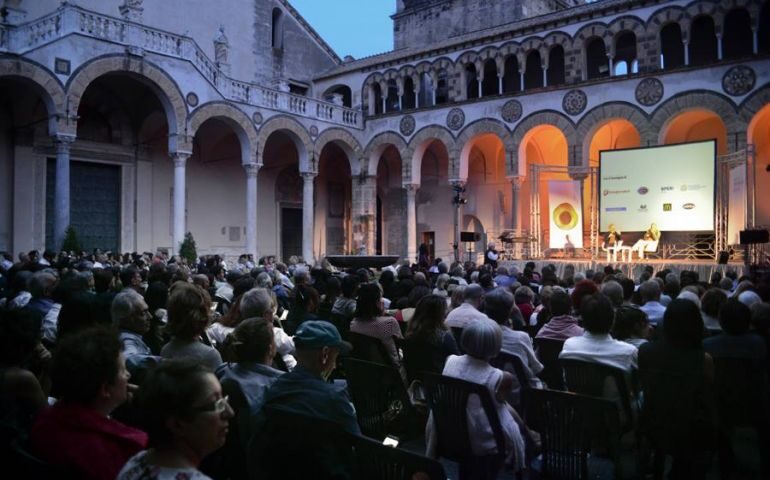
[599,140,716,232]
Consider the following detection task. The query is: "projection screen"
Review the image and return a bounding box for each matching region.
[599,140,716,232]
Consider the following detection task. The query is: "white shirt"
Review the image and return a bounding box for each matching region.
[639,300,666,326]
[206,323,297,370]
[445,302,491,329]
[559,332,638,372]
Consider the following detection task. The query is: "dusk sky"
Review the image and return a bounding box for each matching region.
[288,0,395,60]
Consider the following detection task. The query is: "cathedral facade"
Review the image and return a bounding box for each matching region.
[1,0,769,263]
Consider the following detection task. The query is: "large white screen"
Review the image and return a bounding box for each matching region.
[599,140,715,232]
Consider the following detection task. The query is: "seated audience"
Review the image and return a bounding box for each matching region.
[161,283,222,371]
[445,284,489,329]
[611,305,651,348]
[30,328,148,479]
[283,284,320,335]
[239,287,296,370]
[111,289,161,383]
[403,294,459,376]
[350,283,403,364]
[536,289,583,341]
[701,288,727,334]
[703,298,766,360]
[118,360,233,480]
[639,279,666,327]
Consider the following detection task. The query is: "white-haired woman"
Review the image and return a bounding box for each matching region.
[426,318,526,474]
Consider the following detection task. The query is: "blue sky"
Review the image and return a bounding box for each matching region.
[288,0,394,59]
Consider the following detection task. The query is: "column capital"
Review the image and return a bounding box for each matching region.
[507,176,524,190]
[170,151,190,168]
[54,133,76,148]
[568,167,589,181]
[449,179,466,188]
[403,183,419,194]
[301,171,317,181]
[244,163,261,178]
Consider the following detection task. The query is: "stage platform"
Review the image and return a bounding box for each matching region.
[500,258,746,282]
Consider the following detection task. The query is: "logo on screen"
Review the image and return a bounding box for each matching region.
[681,184,705,192]
[638,205,648,212]
[661,186,674,192]
[605,207,627,212]
[603,189,608,196]
[663,203,672,212]
[637,187,649,195]
[683,203,695,210]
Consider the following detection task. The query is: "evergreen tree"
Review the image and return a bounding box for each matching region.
[179,232,197,265]
[61,225,81,253]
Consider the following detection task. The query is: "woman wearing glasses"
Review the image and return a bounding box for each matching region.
[118,359,234,480]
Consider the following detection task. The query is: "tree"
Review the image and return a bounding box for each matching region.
[61,225,81,253]
[179,232,197,265]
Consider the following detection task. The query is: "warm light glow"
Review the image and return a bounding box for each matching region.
[662,109,728,155]
[464,133,505,184]
[749,103,770,227]
[589,119,641,167]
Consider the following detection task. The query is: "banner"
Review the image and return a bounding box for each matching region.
[727,165,746,245]
[548,180,583,249]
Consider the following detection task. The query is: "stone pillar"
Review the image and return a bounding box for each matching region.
[53,135,75,250]
[542,66,548,87]
[450,179,466,263]
[607,54,614,76]
[171,152,190,251]
[302,172,316,263]
[476,79,482,97]
[404,184,418,263]
[508,176,524,231]
[367,85,375,115]
[414,88,420,108]
[353,174,377,255]
[753,28,759,55]
[497,74,503,95]
[244,163,260,258]
[683,40,690,66]
[716,33,723,60]
[519,70,525,91]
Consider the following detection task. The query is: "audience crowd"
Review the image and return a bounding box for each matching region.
[1,247,768,479]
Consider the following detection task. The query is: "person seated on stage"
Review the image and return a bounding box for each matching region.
[484,242,499,269]
[630,223,661,259]
[604,224,621,247]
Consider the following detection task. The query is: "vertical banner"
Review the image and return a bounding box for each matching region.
[548,180,583,248]
[727,165,746,245]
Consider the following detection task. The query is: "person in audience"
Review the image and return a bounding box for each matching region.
[432,273,451,299]
[317,276,340,321]
[611,305,651,348]
[484,287,543,404]
[161,282,222,371]
[283,284,321,336]
[239,287,295,371]
[117,360,233,480]
[638,299,715,479]
[111,289,160,383]
[701,288,727,334]
[560,292,638,372]
[22,271,60,345]
[393,284,430,324]
[600,280,624,308]
[494,266,513,288]
[639,279,666,327]
[404,294,459,376]
[445,284,489,329]
[703,298,766,360]
[570,279,598,317]
[350,283,402,364]
[738,290,762,309]
[536,289,583,341]
[427,318,526,473]
[30,328,148,480]
[513,286,536,325]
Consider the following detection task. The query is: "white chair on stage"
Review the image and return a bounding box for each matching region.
[601,240,623,263]
[629,239,659,260]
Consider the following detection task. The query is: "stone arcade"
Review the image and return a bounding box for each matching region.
[1,0,769,264]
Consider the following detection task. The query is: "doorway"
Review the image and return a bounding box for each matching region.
[281,207,303,260]
[422,231,435,263]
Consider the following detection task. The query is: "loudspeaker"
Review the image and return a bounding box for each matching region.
[717,251,730,265]
[460,231,481,242]
[739,229,769,245]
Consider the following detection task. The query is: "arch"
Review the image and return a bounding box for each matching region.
[66,55,187,150]
[314,127,363,174]
[740,82,770,126]
[511,111,576,174]
[322,84,352,108]
[524,50,543,90]
[255,115,313,171]
[547,45,566,86]
[660,22,686,69]
[607,15,646,48]
[188,102,259,164]
[0,57,67,136]
[573,22,610,50]
[650,91,741,142]
[406,125,457,184]
[576,102,651,167]
[272,7,284,49]
[646,6,688,32]
[689,14,718,65]
[456,119,512,180]
[364,131,408,176]
[722,7,753,59]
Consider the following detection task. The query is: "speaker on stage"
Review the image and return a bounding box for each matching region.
[717,251,730,265]
[739,229,769,245]
[460,231,481,242]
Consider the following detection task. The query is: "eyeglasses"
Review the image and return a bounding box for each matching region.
[190,395,229,414]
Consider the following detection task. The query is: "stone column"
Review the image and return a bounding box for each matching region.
[497,74,503,94]
[450,179,466,263]
[607,54,614,76]
[404,184,418,263]
[683,39,690,66]
[171,152,190,251]
[542,66,548,87]
[53,135,75,249]
[716,33,723,60]
[353,174,378,255]
[477,79,483,97]
[508,176,524,231]
[302,172,316,263]
[244,163,260,258]
[753,28,759,55]
[519,70,525,91]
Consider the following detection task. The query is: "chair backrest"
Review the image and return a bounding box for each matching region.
[252,405,354,480]
[329,311,352,340]
[399,336,447,383]
[344,357,415,439]
[349,433,447,480]
[712,356,769,429]
[525,388,619,480]
[534,337,566,390]
[560,358,634,433]
[348,331,396,367]
[644,240,659,252]
[421,372,505,462]
[490,351,530,393]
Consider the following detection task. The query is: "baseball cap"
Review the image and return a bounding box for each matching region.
[294,320,352,353]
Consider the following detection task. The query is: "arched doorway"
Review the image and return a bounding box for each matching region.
[748,103,770,226]
[317,143,352,255]
[415,140,453,260]
[262,131,302,261]
[662,109,728,155]
[376,146,404,255]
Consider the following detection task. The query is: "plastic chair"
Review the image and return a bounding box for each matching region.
[533,338,565,390]
[349,433,447,480]
[560,358,635,434]
[525,388,619,480]
[344,358,420,440]
[348,331,398,368]
[490,351,531,408]
[251,405,354,480]
[712,356,770,478]
[398,336,448,384]
[422,372,506,480]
